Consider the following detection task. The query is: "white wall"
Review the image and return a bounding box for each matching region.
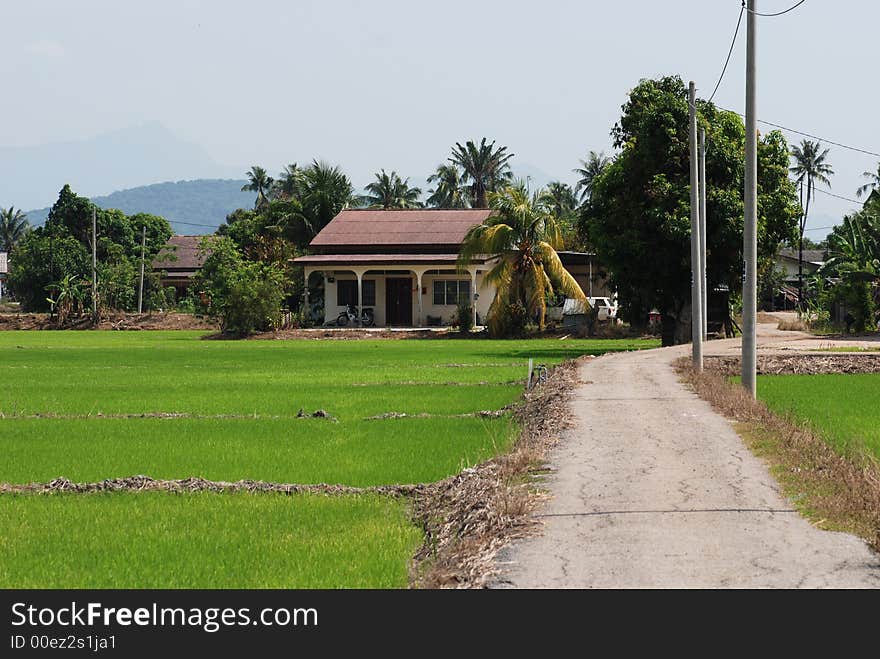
[321,270,494,327]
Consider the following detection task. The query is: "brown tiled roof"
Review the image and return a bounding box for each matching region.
[309,209,494,250]
[778,248,826,264]
[293,253,488,266]
[152,235,208,271]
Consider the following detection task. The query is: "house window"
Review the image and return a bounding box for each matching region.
[337,279,375,306]
[432,280,471,305]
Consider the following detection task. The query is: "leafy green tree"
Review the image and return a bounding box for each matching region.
[241,166,275,208]
[44,184,94,244]
[573,151,611,204]
[0,207,31,253]
[580,76,800,345]
[856,162,880,200]
[192,236,285,337]
[8,233,90,311]
[459,184,586,335]
[360,170,423,209]
[449,138,514,208]
[790,139,834,308]
[8,186,172,313]
[426,164,468,208]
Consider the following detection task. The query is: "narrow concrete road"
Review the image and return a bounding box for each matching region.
[494,340,880,588]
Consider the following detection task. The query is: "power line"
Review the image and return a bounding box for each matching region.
[169,219,219,228]
[748,0,807,17]
[717,107,880,159]
[707,3,745,103]
[813,187,867,206]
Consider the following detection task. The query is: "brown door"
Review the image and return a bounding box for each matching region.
[385,278,413,326]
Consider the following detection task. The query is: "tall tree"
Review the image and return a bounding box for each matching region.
[856,162,880,200]
[0,207,31,253]
[426,164,468,208]
[241,166,275,208]
[361,170,423,208]
[790,139,834,309]
[573,151,611,204]
[581,76,799,345]
[449,138,514,208]
[274,163,301,199]
[296,160,355,237]
[542,182,578,220]
[458,184,585,335]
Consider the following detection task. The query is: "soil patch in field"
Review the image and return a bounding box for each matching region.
[706,353,880,376]
[0,312,217,331]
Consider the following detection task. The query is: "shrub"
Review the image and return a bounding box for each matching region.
[456,301,474,334]
[192,237,286,337]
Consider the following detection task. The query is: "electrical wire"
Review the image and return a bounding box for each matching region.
[813,188,869,206]
[717,107,880,159]
[748,0,807,17]
[707,4,745,103]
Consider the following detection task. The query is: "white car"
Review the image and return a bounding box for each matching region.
[587,297,618,321]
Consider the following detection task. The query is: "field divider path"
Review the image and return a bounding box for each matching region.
[493,340,880,588]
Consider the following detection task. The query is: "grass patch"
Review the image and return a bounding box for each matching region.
[757,374,880,459]
[0,332,657,486]
[0,491,421,588]
[0,333,657,588]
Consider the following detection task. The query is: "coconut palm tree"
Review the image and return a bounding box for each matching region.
[856,162,880,200]
[361,170,423,209]
[573,151,610,204]
[274,163,301,199]
[449,138,514,208]
[790,140,834,309]
[458,184,586,335]
[0,206,31,253]
[241,166,275,208]
[297,160,355,237]
[541,181,578,220]
[426,164,468,208]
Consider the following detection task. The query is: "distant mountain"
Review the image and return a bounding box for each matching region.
[26,179,254,235]
[0,122,242,211]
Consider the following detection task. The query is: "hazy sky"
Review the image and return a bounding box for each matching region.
[3,0,878,234]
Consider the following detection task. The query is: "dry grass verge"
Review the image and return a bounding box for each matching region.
[777,318,808,332]
[675,357,880,552]
[408,358,583,588]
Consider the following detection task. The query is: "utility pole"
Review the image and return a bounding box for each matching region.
[689,81,703,372]
[742,0,758,396]
[91,207,97,321]
[137,225,146,314]
[699,127,708,339]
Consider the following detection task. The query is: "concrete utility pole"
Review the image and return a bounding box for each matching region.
[699,127,708,339]
[137,225,146,314]
[689,81,703,371]
[91,207,97,320]
[742,0,758,396]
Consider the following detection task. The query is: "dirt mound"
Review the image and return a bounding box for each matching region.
[707,353,880,376]
[0,312,217,331]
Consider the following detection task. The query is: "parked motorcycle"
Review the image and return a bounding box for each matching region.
[336,304,374,327]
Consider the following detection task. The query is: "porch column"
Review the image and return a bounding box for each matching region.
[303,267,311,314]
[356,270,363,322]
[469,267,478,328]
